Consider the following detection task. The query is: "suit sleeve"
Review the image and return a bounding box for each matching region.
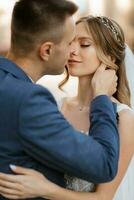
[18,85,119,183]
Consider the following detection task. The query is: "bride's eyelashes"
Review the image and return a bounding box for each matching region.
[80,44,91,48]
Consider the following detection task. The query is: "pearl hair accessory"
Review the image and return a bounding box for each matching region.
[97,16,120,43]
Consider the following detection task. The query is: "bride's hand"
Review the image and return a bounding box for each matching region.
[0,165,56,199]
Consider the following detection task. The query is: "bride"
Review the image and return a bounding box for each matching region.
[0,15,134,200]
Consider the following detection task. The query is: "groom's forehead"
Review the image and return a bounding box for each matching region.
[63,17,76,40]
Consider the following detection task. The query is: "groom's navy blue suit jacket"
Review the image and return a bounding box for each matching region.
[0,57,119,199]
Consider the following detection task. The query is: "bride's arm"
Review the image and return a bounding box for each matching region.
[0,110,134,200]
[0,168,101,200]
[43,186,101,200]
[0,166,100,200]
[94,109,134,199]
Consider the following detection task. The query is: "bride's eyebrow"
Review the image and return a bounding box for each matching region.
[78,37,92,42]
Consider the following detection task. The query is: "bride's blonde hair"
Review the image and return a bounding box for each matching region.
[59,16,131,107]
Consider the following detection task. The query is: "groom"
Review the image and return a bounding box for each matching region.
[0,0,119,199]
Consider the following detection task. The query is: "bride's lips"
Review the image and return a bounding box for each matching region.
[68,59,82,65]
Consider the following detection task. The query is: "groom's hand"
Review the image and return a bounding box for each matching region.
[92,64,117,98]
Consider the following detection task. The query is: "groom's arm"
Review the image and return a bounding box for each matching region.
[89,95,119,182]
[18,85,119,183]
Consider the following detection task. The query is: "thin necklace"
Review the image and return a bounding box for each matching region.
[78,105,89,112]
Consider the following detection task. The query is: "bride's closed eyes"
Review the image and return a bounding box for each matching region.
[80,40,92,48]
[80,44,91,48]
[78,38,93,48]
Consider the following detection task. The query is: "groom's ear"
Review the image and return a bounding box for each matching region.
[39,42,54,61]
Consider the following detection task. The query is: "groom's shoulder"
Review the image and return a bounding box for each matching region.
[17,82,58,112]
[25,82,56,102]
[19,81,57,103]
[3,75,57,106]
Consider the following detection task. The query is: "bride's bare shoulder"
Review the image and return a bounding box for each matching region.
[110,96,134,133]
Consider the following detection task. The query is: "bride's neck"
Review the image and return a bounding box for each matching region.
[76,76,93,108]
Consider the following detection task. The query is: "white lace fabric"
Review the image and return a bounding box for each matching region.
[64,174,95,192]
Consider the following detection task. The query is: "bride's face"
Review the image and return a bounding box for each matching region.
[68,22,100,77]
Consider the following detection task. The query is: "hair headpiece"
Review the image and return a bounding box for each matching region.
[97,16,120,43]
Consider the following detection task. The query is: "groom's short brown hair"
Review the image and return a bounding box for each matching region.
[11,0,78,56]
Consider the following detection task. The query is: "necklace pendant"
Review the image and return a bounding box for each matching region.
[79,107,83,111]
[79,106,89,112]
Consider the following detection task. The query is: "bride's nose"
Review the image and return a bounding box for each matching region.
[70,41,79,55]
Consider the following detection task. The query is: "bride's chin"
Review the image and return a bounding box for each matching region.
[68,70,77,76]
